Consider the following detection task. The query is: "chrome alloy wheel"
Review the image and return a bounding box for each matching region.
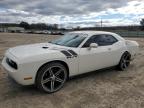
[41,66,67,92]
[120,52,131,70]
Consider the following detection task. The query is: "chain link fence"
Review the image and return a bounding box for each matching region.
[108,30,144,37]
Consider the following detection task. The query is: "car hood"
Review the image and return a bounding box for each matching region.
[7,43,68,59]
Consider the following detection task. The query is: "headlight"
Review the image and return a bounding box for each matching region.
[6,58,18,69]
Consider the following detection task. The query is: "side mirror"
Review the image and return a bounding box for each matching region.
[88,43,98,50]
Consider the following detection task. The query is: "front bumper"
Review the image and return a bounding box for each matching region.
[1,56,34,85]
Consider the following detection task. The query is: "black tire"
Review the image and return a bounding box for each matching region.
[117,52,131,71]
[36,62,68,93]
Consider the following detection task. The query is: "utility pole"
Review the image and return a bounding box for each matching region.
[100,19,103,28]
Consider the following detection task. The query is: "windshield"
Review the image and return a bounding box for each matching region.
[49,33,86,47]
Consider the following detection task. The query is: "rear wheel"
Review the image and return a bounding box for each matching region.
[36,62,68,93]
[118,52,131,71]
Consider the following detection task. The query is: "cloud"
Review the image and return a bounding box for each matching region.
[0,0,144,27]
[0,0,128,15]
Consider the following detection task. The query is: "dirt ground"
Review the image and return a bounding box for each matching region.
[0,33,144,108]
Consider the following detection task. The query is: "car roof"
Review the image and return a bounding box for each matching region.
[69,31,116,36]
[69,30,124,41]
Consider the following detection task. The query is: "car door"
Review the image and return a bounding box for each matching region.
[78,34,120,74]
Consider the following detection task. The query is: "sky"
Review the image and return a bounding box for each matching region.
[0,0,144,27]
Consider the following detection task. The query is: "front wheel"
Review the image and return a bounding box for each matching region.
[36,62,68,93]
[117,52,131,71]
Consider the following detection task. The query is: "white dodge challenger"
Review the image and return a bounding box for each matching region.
[2,31,139,93]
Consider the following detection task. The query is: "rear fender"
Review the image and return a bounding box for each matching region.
[125,40,139,59]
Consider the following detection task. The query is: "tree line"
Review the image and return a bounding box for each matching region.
[140,19,144,30]
[19,19,144,31]
[0,21,58,30]
[0,19,144,31]
[19,22,59,30]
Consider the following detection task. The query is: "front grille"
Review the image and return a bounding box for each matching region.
[6,58,18,69]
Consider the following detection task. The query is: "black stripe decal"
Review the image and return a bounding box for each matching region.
[68,50,78,57]
[61,50,72,58]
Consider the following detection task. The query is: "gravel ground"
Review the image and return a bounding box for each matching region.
[0,33,144,108]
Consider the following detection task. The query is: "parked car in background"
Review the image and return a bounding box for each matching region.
[51,31,64,35]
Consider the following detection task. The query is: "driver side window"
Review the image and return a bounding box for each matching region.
[82,35,96,48]
[82,34,118,48]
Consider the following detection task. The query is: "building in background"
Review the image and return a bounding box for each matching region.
[0,27,7,32]
[7,27,25,33]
